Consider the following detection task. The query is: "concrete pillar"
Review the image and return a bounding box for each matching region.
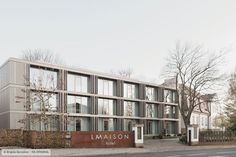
[187,125,199,145]
[132,124,144,148]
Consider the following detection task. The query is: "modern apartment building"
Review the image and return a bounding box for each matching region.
[0,58,180,136]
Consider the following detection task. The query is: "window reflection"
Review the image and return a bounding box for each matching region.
[67,117,90,131]
[164,89,177,103]
[146,87,156,101]
[31,92,58,112]
[147,120,158,134]
[98,78,115,96]
[30,116,59,131]
[124,119,138,131]
[124,101,139,117]
[97,118,116,131]
[164,105,176,118]
[98,98,116,115]
[67,73,88,93]
[67,95,89,114]
[30,67,57,89]
[146,103,158,118]
[123,83,138,99]
[165,121,176,135]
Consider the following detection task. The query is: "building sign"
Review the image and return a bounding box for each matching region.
[71,131,134,148]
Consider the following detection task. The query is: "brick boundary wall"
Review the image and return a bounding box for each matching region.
[0,129,135,148]
[0,129,24,147]
[0,129,68,148]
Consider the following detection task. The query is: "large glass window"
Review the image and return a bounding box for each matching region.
[123,83,138,99]
[146,87,156,101]
[164,90,177,103]
[164,105,176,118]
[146,103,158,118]
[30,67,58,89]
[98,98,116,115]
[98,118,116,131]
[124,101,139,117]
[147,120,158,135]
[31,92,58,112]
[67,95,89,114]
[98,78,116,96]
[67,117,90,131]
[164,89,172,103]
[30,116,59,131]
[165,121,176,135]
[67,73,88,93]
[123,119,139,131]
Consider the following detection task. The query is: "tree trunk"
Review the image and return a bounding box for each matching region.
[183,117,190,134]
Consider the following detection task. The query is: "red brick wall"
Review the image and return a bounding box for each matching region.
[71,131,134,148]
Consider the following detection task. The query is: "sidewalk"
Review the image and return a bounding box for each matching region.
[1,138,236,157]
[49,138,236,156]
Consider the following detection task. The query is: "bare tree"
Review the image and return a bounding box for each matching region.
[164,42,225,133]
[18,50,66,131]
[18,67,61,131]
[111,68,133,78]
[225,69,236,130]
[21,48,63,64]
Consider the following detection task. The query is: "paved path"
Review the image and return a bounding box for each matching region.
[41,138,236,156]
[1,138,236,157]
[94,148,236,157]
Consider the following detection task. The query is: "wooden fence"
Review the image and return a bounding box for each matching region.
[199,131,236,145]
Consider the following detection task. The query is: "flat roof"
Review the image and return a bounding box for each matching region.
[2,57,176,90]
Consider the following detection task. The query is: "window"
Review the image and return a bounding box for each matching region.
[30,67,58,89]
[67,73,88,93]
[98,118,116,131]
[124,119,138,131]
[76,119,81,131]
[124,101,139,117]
[197,117,200,125]
[123,83,138,99]
[98,78,116,96]
[164,89,176,103]
[31,92,58,112]
[165,121,176,134]
[205,117,208,127]
[103,120,109,131]
[164,105,176,118]
[192,116,195,124]
[67,117,90,131]
[146,103,158,118]
[147,120,158,135]
[30,116,59,131]
[164,90,172,103]
[98,98,116,115]
[147,121,153,134]
[67,95,89,114]
[201,117,204,126]
[173,92,177,103]
[146,87,156,101]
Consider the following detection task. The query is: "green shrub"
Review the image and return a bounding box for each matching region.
[179,135,187,144]
[158,134,163,139]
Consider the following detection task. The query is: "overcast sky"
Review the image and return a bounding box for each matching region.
[1,0,236,84]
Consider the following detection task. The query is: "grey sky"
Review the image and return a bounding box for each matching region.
[1,0,236,83]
